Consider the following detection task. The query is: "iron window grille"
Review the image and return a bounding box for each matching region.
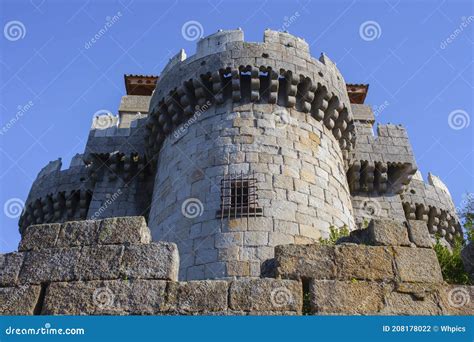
[217,171,263,219]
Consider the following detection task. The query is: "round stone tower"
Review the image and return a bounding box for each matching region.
[145,29,356,280]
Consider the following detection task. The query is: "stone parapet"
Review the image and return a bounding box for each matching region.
[348,123,417,194]
[272,219,471,315]
[145,29,355,161]
[401,175,462,243]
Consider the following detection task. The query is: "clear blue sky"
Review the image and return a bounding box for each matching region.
[0,0,473,253]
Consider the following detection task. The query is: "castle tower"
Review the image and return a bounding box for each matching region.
[18,29,463,282]
[145,30,356,280]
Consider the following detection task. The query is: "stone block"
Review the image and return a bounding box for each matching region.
[230,278,302,312]
[18,223,61,251]
[393,247,443,283]
[121,242,179,281]
[19,248,82,284]
[226,261,250,277]
[407,220,432,248]
[382,291,442,315]
[56,220,101,248]
[310,280,385,314]
[98,216,151,245]
[215,232,242,248]
[335,245,394,281]
[0,285,41,315]
[243,231,268,246]
[172,280,228,313]
[368,219,410,246]
[75,245,124,281]
[0,252,24,286]
[274,244,336,280]
[42,279,169,315]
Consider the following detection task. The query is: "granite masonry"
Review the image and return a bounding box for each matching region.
[2,29,472,315]
[1,217,471,315]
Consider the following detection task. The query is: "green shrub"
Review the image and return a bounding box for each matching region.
[433,236,470,285]
[319,225,349,246]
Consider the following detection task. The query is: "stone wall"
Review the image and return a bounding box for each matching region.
[1,216,471,316]
[273,218,472,315]
[148,102,355,280]
[0,217,301,315]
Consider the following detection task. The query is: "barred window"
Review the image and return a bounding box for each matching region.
[218,171,263,219]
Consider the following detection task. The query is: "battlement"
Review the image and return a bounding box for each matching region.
[347,122,417,196]
[19,155,93,233]
[401,172,461,243]
[146,29,354,161]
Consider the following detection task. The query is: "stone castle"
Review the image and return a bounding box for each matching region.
[1,30,471,315]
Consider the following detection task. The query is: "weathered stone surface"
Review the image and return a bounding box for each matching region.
[461,243,474,282]
[407,220,432,248]
[75,245,123,281]
[42,280,169,315]
[18,248,82,284]
[335,245,394,281]
[439,285,474,316]
[0,252,24,286]
[18,223,61,251]
[98,217,151,245]
[274,244,336,280]
[229,278,302,312]
[337,228,370,245]
[393,247,443,283]
[121,242,179,281]
[310,280,385,314]
[56,220,101,248]
[395,282,441,299]
[172,280,228,313]
[368,219,410,246]
[0,285,41,315]
[382,291,442,315]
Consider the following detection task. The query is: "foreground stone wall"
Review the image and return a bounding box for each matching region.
[0,217,301,315]
[1,217,471,315]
